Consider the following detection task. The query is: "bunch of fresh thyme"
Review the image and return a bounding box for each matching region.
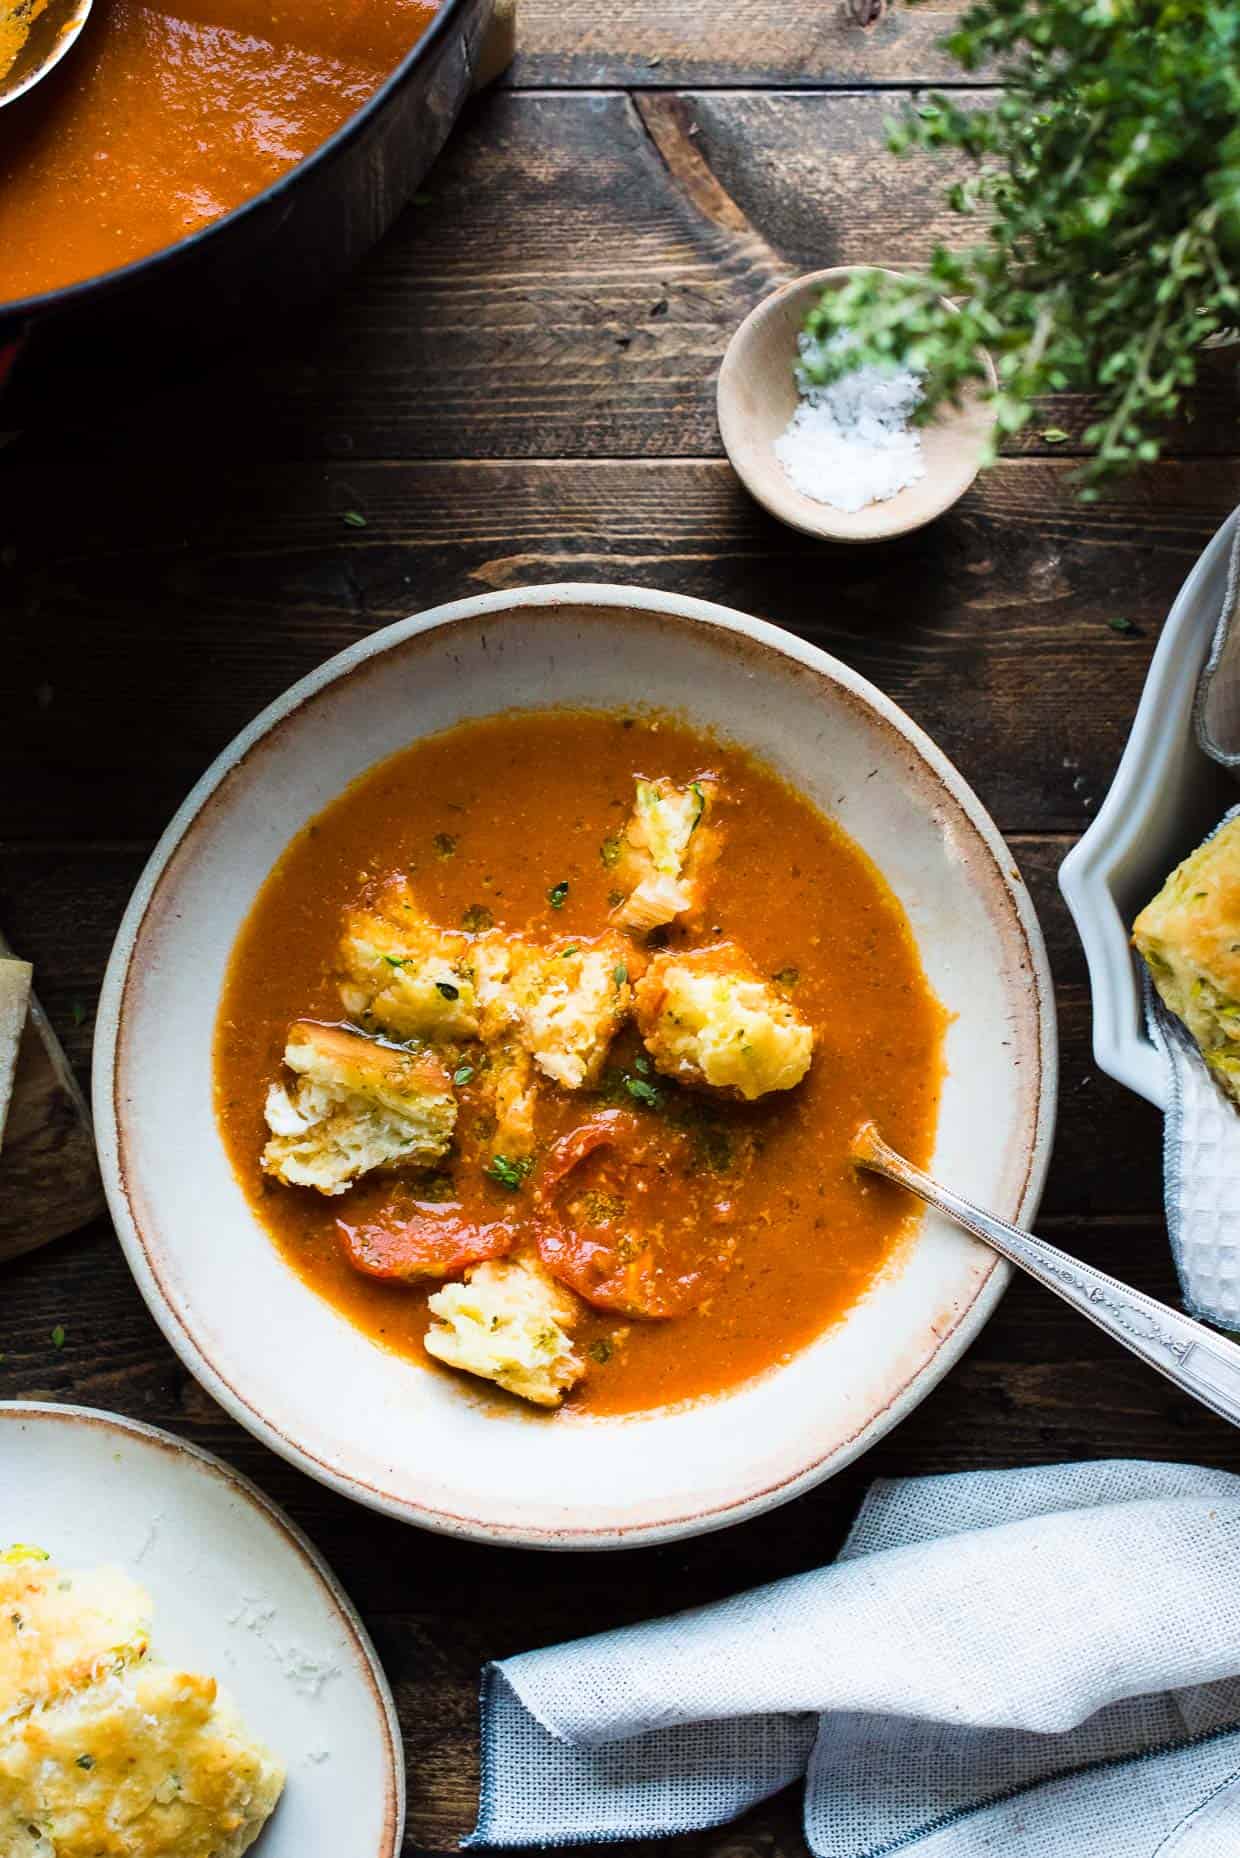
[801,0,1240,494]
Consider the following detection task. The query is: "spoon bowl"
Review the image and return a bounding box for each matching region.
[717,266,996,544]
[1,0,92,110]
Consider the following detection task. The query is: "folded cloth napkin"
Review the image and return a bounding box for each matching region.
[469,1462,1240,1858]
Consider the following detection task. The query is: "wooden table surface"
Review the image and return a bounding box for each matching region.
[4,3,1240,1851]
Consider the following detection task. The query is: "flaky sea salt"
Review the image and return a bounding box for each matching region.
[774,331,925,513]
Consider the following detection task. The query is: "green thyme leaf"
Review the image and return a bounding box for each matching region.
[461,903,494,932]
[50,1326,65,1349]
[485,1154,534,1192]
[453,1065,475,1087]
[341,510,367,529]
[433,832,457,858]
[624,1076,660,1109]
[1108,616,1137,634]
[773,966,800,987]
[600,834,622,868]
[613,963,628,986]
[548,881,569,910]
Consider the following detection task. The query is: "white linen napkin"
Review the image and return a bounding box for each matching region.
[468,1462,1240,1858]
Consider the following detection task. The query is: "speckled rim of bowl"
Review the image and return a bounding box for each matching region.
[0,1400,405,1853]
[717,266,999,544]
[93,583,1057,1549]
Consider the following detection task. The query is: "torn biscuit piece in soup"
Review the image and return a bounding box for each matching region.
[215,709,945,1417]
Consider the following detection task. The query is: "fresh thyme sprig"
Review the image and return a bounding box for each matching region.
[800,0,1240,496]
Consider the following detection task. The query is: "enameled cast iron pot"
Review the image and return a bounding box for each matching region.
[0,0,492,426]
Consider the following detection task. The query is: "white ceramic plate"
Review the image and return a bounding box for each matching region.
[1060,513,1239,1108]
[94,583,1057,1548]
[0,1403,403,1854]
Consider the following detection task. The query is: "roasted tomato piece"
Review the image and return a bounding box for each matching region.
[535,1108,643,1199]
[535,1110,735,1319]
[337,1200,517,1282]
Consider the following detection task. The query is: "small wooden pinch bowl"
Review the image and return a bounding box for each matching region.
[717,265,998,544]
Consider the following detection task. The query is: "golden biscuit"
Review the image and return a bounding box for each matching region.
[1134,816,1240,1103]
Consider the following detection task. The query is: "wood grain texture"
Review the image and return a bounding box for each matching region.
[0,454,1231,843]
[28,88,1225,467]
[509,0,972,89]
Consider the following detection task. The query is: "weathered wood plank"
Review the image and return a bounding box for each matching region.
[48,88,1229,466]
[508,0,971,89]
[0,456,1232,844]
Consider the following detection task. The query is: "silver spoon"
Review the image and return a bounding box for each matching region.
[853,1121,1240,1430]
[0,0,92,110]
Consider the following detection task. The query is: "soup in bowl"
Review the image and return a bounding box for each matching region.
[215,706,946,1418]
[96,586,1056,1546]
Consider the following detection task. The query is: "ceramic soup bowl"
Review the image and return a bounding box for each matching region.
[95,584,1056,1548]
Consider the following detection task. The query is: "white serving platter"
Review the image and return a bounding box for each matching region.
[1060,512,1239,1109]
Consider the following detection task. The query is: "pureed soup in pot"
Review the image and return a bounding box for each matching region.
[0,0,440,301]
[215,709,946,1420]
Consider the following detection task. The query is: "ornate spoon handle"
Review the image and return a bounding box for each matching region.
[853,1122,1240,1431]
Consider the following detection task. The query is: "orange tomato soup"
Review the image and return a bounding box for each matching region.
[215,710,946,1418]
[0,0,439,300]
